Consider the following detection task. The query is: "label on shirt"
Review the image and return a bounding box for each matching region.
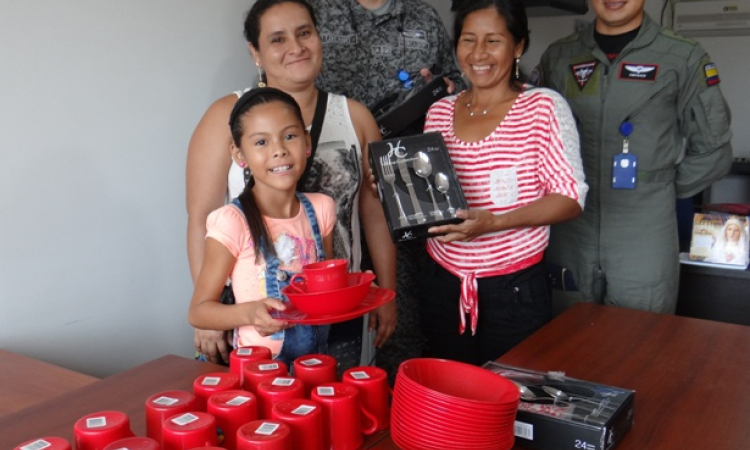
[489,168,519,207]
[619,63,658,81]
[320,33,356,45]
[570,61,598,90]
[704,63,720,86]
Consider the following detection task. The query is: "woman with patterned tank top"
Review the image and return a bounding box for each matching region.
[186,0,396,367]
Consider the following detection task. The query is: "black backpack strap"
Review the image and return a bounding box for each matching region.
[297,90,328,191]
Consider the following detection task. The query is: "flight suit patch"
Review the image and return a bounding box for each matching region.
[704,63,720,86]
[619,63,658,81]
[570,61,598,90]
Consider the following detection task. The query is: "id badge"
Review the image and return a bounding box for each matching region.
[612,153,637,189]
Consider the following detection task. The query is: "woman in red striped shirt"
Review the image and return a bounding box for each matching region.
[420,0,587,365]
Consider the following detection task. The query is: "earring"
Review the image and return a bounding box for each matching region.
[256,64,266,88]
[515,58,520,79]
[244,168,252,186]
[238,161,246,168]
[305,148,312,157]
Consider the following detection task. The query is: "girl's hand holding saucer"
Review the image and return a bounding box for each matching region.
[245,298,291,337]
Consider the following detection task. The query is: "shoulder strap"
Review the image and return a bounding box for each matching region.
[297,90,328,191]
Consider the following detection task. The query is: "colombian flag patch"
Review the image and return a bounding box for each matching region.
[704,63,720,86]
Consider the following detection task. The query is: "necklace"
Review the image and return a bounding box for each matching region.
[465,101,488,117]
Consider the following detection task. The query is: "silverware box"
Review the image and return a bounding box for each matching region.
[368,132,467,243]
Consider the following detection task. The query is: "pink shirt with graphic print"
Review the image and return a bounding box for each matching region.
[206,193,336,354]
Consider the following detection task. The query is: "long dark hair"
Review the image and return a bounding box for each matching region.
[229,87,306,260]
[243,0,318,49]
[453,0,530,88]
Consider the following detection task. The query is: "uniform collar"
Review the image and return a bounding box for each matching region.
[349,0,404,25]
[581,13,661,62]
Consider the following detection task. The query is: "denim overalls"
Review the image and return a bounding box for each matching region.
[232,193,329,367]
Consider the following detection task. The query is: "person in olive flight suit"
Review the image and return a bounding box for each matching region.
[533,0,733,314]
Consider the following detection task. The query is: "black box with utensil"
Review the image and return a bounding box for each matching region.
[373,76,449,139]
[482,362,635,450]
[368,132,468,243]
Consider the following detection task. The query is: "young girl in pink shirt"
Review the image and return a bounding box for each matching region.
[189,87,336,364]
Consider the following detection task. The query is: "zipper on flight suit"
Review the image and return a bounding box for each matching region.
[595,63,609,283]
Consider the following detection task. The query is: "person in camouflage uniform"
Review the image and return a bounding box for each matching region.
[309,0,464,384]
[534,0,733,315]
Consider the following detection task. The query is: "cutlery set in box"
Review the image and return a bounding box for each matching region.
[369,132,468,243]
[483,362,635,450]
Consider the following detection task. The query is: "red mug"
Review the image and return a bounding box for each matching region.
[231,346,273,385]
[256,377,305,419]
[236,420,292,450]
[311,383,377,450]
[161,412,217,450]
[342,366,390,431]
[144,390,197,443]
[271,399,323,450]
[102,437,159,450]
[14,437,71,450]
[293,354,337,396]
[74,410,134,450]
[192,372,241,411]
[207,390,257,449]
[289,259,348,292]
[243,359,288,393]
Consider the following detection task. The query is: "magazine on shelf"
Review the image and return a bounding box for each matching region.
[687,213,749,269]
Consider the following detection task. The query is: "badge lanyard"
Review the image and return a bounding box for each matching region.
[612,121,637,190]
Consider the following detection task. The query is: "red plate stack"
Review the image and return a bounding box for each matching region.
[391,358,520,450]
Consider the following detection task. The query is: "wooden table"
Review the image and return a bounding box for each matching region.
[0,349,98,418]
[373,303,750,449]
[0,354,388,448]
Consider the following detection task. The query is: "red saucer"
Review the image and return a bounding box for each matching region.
[273,286,395,325]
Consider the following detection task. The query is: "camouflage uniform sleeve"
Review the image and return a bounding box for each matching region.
[431,12,465,92]
[675,44,733,198]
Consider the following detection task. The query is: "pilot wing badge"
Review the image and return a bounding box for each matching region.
[620,63,658,81]
[570,61,598,90]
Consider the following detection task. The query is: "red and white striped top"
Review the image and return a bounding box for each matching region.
[424,87,587,333]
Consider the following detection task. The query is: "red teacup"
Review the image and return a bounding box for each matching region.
[293,354,337,396]
[236,420,292,450]
[14,437,71,450]
[193,372,240,411]
[256,377,305,418]
[207,390,257,449]
[271,399,323,450]
[311,383,377,450]
[231,346,273,385]
[74,410,134,450]
[342,366,391,431]
[243,359,288,393]
[161,412,217,450]
[102,437,159,450]
[289,259,348,292]
[145,390,197,443]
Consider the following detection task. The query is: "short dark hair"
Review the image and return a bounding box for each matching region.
[243,0,318,49]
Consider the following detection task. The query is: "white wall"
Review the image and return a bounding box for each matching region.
[426,0,750,158]
[0,0,254,377]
